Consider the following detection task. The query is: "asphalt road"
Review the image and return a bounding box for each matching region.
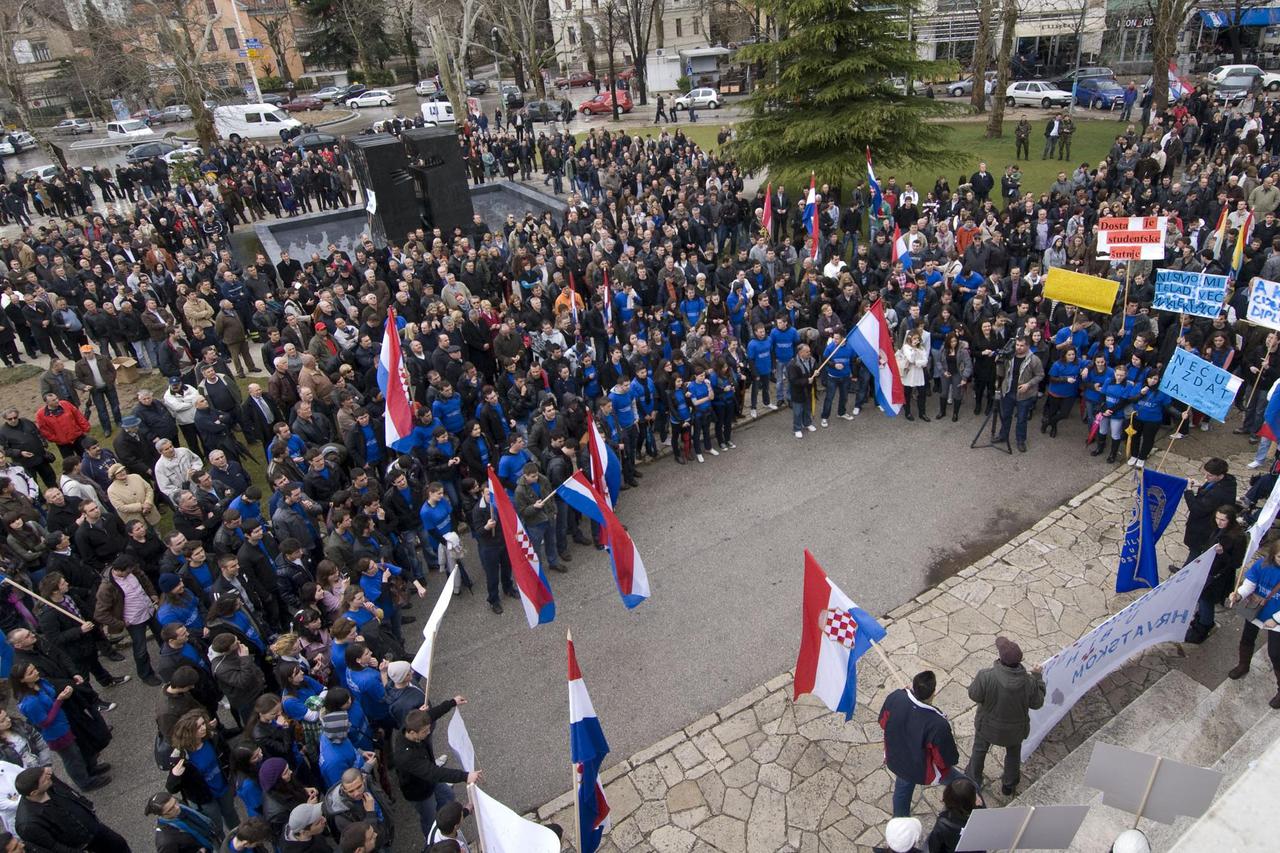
[81,400,1119,850]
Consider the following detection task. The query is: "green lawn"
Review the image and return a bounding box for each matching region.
[621,114,1123,202]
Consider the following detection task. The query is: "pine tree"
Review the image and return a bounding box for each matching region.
[732,0,963,188]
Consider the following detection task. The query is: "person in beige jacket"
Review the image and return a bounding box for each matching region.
[105,462,161,526]
[181,291,215,332]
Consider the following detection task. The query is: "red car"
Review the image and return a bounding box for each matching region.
[556,71,597,88]
[579,90,633,115]
[282,96,324,112]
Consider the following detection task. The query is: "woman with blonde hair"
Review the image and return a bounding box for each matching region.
[897,329,931,421]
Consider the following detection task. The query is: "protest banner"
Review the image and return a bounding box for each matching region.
[1044,267,1120,314]
[1022,547,1212,761]
[1159,347,1244,422]
[1152,269,1229,318]
[1096,216,1169,261]
[1247,278,1280,331]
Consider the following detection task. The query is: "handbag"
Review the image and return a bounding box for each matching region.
[1243,580,1280,623]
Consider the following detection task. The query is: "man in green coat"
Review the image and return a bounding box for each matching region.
[966,636,1046,795]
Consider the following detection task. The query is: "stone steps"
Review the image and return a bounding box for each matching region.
[1015,649,1280,851]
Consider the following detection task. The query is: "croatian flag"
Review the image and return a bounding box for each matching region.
[1168,61,1192,101]
[486,468,555,627]
[794,550,887,720]
[376,308,414,450]
[803,173,819,261]
[866,147,883,215]
[557,472,650,608]
[848,300,905,416]
[569,631,611,853]
[892,224,913,271]
[586,417,622,507]
[762,182,773,236]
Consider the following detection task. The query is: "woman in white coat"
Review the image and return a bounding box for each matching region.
[897,329,931,421]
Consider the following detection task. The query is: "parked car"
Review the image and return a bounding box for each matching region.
[1204,64,1280,91]
[0,131,37,155]
[414,79,440,97]
[132,108,164,125]
[502,85,525,109]
[524,100,558,122]
[213,104,301,141]
[260,93,288,107]
[281,96,324,112]
[1072,76,1125,109]
[674,87,721,110]
[579,90,633,115]
[465,79,489,95]
[1214,75,1257,104]
[555,71,597,88]
[21,165,63,182]
[125,140,202,164]
[314,86,343,101]
[347,89,393,108]
[106,119,155,139]
[52,118,93,136]
[420,102,455,125]
[1004,80,1073,108]
[336,84,368,102]
[153,104,194,124]
[421,90,451,103]
[1055,66,1116,88]
[946,71,998,98]
[290,131,339,150]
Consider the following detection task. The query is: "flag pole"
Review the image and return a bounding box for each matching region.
[468,783,489,853]
[1,575,90,627]
[1243,346,1272,411]
[870,638,908,691]
[1156,410,1190,472]
[568,628,583,853]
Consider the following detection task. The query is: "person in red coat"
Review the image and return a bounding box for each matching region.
[35,391,90,459]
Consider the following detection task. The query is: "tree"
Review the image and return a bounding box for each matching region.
[133,0,233,149]
[296,0,389,75]
[1147,0,1196,112]
[985,0,1018,137]
[731,0,961,188]
[969,0,993,113]
[596,0,628,120]
[420,0,483,110]
[619,0,660,105]
[486,0,558,98]
[388,0,421,81]
[244,0,296,85]
[1210,0,1272,63]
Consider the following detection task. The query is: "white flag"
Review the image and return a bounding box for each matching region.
[447,708,475,773]
[470,784,561,853]
[410,568,457,680]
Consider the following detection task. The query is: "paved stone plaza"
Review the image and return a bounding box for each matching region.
[535,449,1227,852]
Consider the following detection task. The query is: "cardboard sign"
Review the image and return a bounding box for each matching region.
[1159,347,1244,421]
[1044,267,1120,314]
[1152,269,1229,318]
[1097,215,1168,261]
[1247,278,1280,330]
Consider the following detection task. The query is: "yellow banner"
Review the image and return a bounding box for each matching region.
[1043,267,1120,314]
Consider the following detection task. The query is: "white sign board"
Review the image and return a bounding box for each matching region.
[1022,547,1214,761]
[1247,278,1280,331]
[1096,215,1168,261]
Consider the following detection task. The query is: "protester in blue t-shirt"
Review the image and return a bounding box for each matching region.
[769,316,799,405]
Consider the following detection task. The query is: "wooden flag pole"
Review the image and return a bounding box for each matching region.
[1156,410,1190,472]
[1008,805,1037,852]
[1244,349,1273,411]
[1132,757,1163,829]
[870,639,909,691]
[1,575,90,627]
[1121,260,1134,310]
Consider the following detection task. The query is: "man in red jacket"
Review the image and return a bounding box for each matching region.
[34,391,90,459]
[878,670,962,817]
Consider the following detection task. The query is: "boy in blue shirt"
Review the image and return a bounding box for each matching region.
[819,332,856,426]
[746,323,775,417]
[769,316,799,406]
[608,378,640,486]
[687,366,715,464]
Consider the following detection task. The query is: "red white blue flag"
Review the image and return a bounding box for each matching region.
[376,308,414,450]
[557,472,650,608]
[586,417,622,507]
[486,468,555,627]
[803,173,819,261]
[569,631,611,853]
[847,300,905,416]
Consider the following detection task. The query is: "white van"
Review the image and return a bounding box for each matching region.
[212,104,302,141]
[420,101,456,125]
[106,119,155,139]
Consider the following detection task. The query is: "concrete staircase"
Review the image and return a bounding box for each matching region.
[1013,649,1280,850]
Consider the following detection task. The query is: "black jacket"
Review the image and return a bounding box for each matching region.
[15,777,107,853]
[1182,474,1238,551]
[391,702,467,801]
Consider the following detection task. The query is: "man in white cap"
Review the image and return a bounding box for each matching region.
[385,660,425,730]
[283,802,331,853]
[1111,829,1150,853]
[873,816,923,853]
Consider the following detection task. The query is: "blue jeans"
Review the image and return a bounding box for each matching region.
[553,498,569,559]
[127,617,160,679]
[774,363,791,404]
[526,520,557,571]
[791,400,812,432]
[821,376,850,419]
[997,395,1035,444]
[1197,596,1216,628]
[89,386,122,431]
[413,782,457,842]
[893,766,961,817]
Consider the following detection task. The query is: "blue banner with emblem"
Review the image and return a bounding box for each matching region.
[1116,467,1188,593]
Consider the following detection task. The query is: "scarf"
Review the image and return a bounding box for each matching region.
[159,804,220,851]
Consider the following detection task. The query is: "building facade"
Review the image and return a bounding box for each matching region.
[549,0,713,73]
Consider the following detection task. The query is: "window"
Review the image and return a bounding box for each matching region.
[31,41,51,62]
[207,32,218,51]
[693,16,700,34]
[568,26,577,46]
[205,0,218,13]
[564,0,570,8]
[675,18,682,37]
[236,62,249,77]
[225,28,240,49]
[245,111,262,123]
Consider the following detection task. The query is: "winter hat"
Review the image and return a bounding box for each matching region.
[386,660,412,684]
[107,463,126,479]
[259,757,288,792]
[287,802,324,835]
[996,636,1024,667]
[121,415,141,429]
[158,573,182,593]
[885,817,923,852]
[1112,830,1151,853]
[321,710,349,741]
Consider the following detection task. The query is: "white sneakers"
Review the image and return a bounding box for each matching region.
[840,413,855,421]
[853,407,861,415]
[767,403,778,410]
[821,419,829,428]
[696,453,705,463]
[1126,457,1137,467]
[750,408,758,418]
[794,431,802,439]
[1136,459,1146,468]
[1200,422,1210,432]
[806,424,817,432]
[1249,460,1263,469]
[709,448,719,456]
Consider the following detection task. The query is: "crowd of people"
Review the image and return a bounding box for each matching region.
[0,76,1277,853]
